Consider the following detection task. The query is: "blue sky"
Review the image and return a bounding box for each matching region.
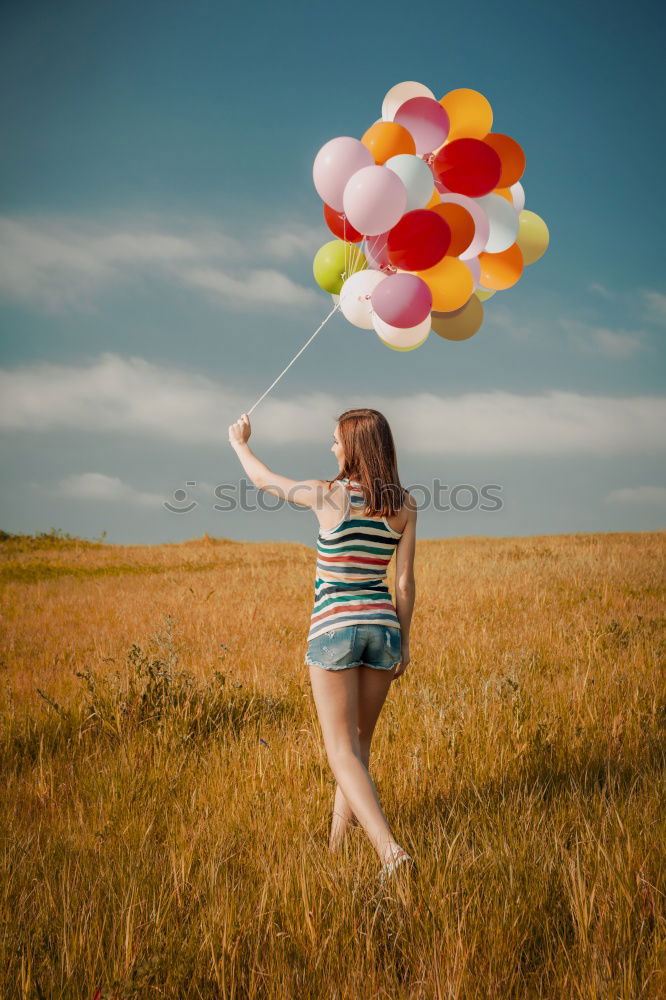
[1,0,664,544]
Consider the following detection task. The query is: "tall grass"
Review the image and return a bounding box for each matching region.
[1,529,664,998]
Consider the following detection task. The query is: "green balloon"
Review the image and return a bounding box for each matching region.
[312,239,366,295]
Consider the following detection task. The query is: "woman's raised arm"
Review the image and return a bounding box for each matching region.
[228,413,331,510]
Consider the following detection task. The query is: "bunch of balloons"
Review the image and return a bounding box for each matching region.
[312,82,549,349]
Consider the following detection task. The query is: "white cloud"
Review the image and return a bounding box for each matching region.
[182,266,319,308]
[641,289,666,325]
[0,352,234,442]
[2,352,666,456]
[588,282,614,299]
[587,327,642,359]
[482,305,540,342]
[0,217,203,311]
[389,390,666,456]
[491,298,655,357]
[262,223,325,260]
[604,486,666,506]
[49,472,164,508]
[0,215,319,313]
[560,318,644,358]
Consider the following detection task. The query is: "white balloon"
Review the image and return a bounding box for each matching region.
[462,256,480,289]
[373,312,431,349]
[384,153,435,211]
[474,194,520,253]
[331,293,340,305]
[382,81,435,123]
[510,181,525,213]
[339,270,387,329]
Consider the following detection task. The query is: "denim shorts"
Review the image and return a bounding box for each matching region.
[305,623,402,672]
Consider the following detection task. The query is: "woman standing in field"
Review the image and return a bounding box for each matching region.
[228,407,417,881]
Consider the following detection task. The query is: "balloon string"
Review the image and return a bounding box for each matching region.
[352,240,359,272]
[246,301,341,416]
[343,215,349,277]
[350,235,361,276]
[374,233,389,262]
[342,214,364,281]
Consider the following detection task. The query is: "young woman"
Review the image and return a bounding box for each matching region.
[228,407,417,880]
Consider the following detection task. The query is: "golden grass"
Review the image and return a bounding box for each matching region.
[1,528,664,998]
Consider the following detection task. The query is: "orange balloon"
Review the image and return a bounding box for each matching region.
[494,187,514,202]
[431,295,484,341]
[361,122,416,164]
[478,243,524,290]
[438,88,493,142]
[483,134,526,187]
[415,256,474,312]
[431,202,475,256]
[425,187,441,209]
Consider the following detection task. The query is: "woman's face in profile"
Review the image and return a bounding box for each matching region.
[331,423,344,470]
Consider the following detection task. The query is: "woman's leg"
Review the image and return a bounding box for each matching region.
[329,772,360,850]
[309,664,401,864]
[329,665,395,851]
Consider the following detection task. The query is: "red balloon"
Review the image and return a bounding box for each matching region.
[323,203,363,243]
[434,139,502,198]
[386,209,451,271]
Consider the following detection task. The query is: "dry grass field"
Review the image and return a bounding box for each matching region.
[1,527,664,999]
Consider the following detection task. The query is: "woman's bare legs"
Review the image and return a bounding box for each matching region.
[329,664,394,850]
[309,663,401,865]
[329,769,361,849]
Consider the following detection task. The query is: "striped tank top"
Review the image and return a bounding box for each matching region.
[307,477,403,643]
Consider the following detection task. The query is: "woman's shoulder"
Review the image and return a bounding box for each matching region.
[387,490,416,534]
[402,489,418,513]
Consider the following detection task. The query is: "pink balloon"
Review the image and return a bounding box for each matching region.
[394,97,450,154]
[437,192,490,260]
[312,137,374,212]
[371,273,432,328]
[343,165,408,236]
[363,232,394,271]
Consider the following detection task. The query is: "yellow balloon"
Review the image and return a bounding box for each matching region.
[425,187,441,209]
[516,210,549,265]
[431,296,484,341]
[475,287,496,302]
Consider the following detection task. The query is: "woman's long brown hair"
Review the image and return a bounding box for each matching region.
[326,408,407,518]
